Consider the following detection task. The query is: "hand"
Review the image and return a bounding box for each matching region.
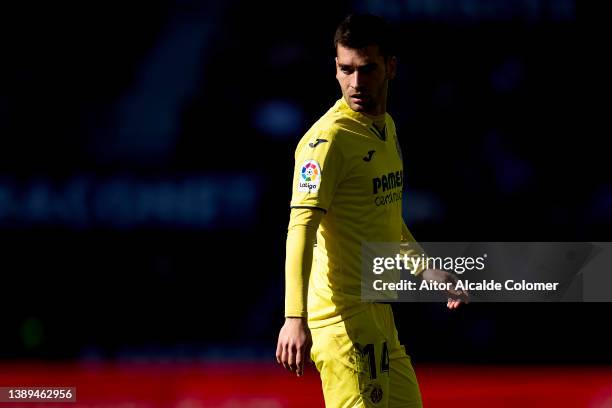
[276,317,312,377]
[421,269,470,309]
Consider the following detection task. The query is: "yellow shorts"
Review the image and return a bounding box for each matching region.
[310,304,422,408]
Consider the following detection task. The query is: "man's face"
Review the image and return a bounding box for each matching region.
[335,44,396,115]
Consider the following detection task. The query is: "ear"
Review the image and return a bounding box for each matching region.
[386,56,397,80]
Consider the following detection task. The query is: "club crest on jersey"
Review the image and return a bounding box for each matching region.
[369,383,383,404]
[298,160,321,192]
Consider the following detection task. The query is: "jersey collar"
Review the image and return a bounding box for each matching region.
[337,97,374,125]
[336,97,388,127]
[336,97,388,140]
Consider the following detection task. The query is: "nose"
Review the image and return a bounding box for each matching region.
[350,71,364,90]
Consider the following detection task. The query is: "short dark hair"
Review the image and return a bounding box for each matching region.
[334,13,395,59]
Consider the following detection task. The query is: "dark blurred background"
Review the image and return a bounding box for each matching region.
[0,0,610,368]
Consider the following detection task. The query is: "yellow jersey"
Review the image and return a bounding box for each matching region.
[289,97,405,328]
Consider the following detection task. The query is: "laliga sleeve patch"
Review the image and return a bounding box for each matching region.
[297,159,321,192]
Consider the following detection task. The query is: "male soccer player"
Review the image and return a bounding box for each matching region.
[276,14,466,407]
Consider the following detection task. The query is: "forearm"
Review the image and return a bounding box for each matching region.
[401,220,427,276]
[284,208,323,318]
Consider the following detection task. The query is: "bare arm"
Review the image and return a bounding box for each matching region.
[402,220,468,309]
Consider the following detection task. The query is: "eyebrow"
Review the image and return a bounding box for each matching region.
[338,62,378,71]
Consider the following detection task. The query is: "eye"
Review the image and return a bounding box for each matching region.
[359,65,376,74]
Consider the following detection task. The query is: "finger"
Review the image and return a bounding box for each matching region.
[281,344,290,371]
[276,340,283,364]
[296,347,304,376]
[288,344,297,372]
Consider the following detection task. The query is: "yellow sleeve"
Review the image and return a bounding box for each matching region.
[401,220,427,276]
[284,207,324,317]
[290,131,346,212]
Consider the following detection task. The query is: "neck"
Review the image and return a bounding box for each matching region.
[365,101,386,116]
[364,111,386,120]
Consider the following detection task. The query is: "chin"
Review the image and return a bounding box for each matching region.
[349,101,366,111]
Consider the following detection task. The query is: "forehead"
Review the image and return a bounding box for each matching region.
[336,44,384,65]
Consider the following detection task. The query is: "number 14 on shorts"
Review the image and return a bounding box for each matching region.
[356,342,389,379]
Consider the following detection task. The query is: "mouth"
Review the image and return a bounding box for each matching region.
[350,94,368,103]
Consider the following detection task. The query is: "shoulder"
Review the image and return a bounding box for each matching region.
[297,112,357,151]
[294,122,344,162]
[385,112,397,130]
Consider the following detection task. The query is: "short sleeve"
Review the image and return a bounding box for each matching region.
[289,133,345,211]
